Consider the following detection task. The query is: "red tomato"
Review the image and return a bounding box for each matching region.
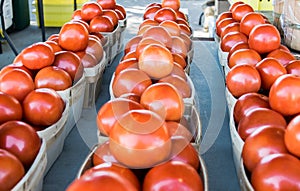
[165,121,194,141]
[0,92,22,124]
[233,92,270,124]
[45,40,63,54]
[238,108,287,141]
[158,75,191,98]
[256,58,287,90]
[0,121,41,169]
[242,126,288,172]
[175,10,188,21]
[146,2,162,9]
[220,22,240,39]
[114,9,125,20]
[89,15,115,33]
[135,37,165,58]
[85,37,104,63]
[90,32,107,46]
[122,50,137,61]
[173,53,187,69]
[153,7,177,23]
[229,1,245,12]
[220,31,248,52]
[109,109,171,168]
[52,50,84,83]
[0,149,25,191]
[176,17,189,27]
[22,88,65,126]
[143,6,161,20]
[96,98,144,136]
[96,0,116,9]
[216,18,236,37]
[215,11,232,28]
[76,51,98,68]
[248,24,281,54]
[226,64,261,98]
[251,153,300,191]
[81,1,103,22]
[138,25,153,36]
[240,12,265,36]
[161,0,180,11]
[227,41,249,62]
[19,42,55,70]
[102,9,119,27]
[71,9,82,20]
[124,35,142,55]
[143,161,204,191]
[231,3,254,22]
[266,49,296,67]
[269,74,300,116]
[119,93,141,103]
[92,141,118,165]
[228,48,261,68]
[47,33,59,42]
[180,33,192,51]
[59,22,89,52]
[115,58,138,76]
[70,17,91,34]
[112,68,152,97]
[286,60,300,76]
[142,26,172,48]
[284,114,300,157]
[115,4,126,18]
[34,66,72,91]
[140,82,185,121]
[179,24,192,36]
[6,59,33,77]
[0,68,35,102]
[138,44,174,79]
[170,62,187,81]
[159,20,181,37]
[170,36,188,59]
[139,19,159,30]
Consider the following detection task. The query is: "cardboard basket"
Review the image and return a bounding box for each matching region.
[12,138,47,191]
[225,87,237,111]
[239,159,254,191]
[102,25,120,66]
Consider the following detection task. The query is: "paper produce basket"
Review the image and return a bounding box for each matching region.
[225,87,237,112]
[101,25,120,66]
[239,159,254,191]
[116,21,126,54]
[12,138,47,191]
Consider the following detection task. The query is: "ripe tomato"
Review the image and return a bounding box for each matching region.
[266,49,295,67]
[59,22,89,52]
[80,1,103,22]
[45,40,63,54]
[142,26,172,48]
[19,42,55,70]
[146,2,162,9]
[229,1,245,12]
[114,9,125,20]
[102,9,119,27]
[170,62,187,80]
[269,74,300,116]
[173,53,187,69]
[220,31,248,52]
[159,20,181,37]
[215,11,232,28]
[158,75,191,98]
[233,92,270,124]
[227,41,249,62]
[180,33,192,51]
[238,108,287,141]
[109,109,171,168]
[286,60,300,76]
[231,3,254,22]
[139,19,159,30]
[161,0,180,11]
[165,121,194,141]
[242,126,288,172]
[138,44,174,79]
[220,22,240,39]
[96,98,144,136]
[115,4,126,18]
[143,161,204,191]
[34,66,72,91]
[251,153,300,191]
[0,149,25,191]
[4,60,33,77]
[228,48,261,68]
[153,7,177,23]
[216,17,236,37]
[0,121,41,169]
[92,141,118,165]
[284,114,300,157]
[22,88,65,126]
[89,15,115,33]
[96,0,116,9]
[248,24,281,54]
[122,51,137,61]
[140,82,185,121]
[135,37,165,58]
[115,58,138,76]
[0,68,35,102]
[124,35,142,55]
[170,36,188,59]
[72,9,82,20]
[226,64,261,98]
[112,68,152,97]
[52,50,84,83]
[240,12,265,36]
[76,51,98,68]
[143,6,161,20]
[0,92,22,124]
[256,58,287,90]
[85,37,104,63]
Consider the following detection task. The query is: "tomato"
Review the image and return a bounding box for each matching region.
[67,162,140,191]
[119,93,141,103]
[248,24,281,54]
[0,92,22,124]
[142,26,172,48]
[71,9,82,20]
[140,82,185,121]
[53,50,84,83]
[19,42,55,70]
[0,68,35,102]
[85,37,104,63]
[34,66,72,91]
[59,22,89,52]
[143,161,204,191]
[115,58,138,76]
[112,68,152,98]
[115,4,126,18]
[114,9,125,20]
[180,33,192,51]
[266,49,295,67]
[227,42,249,62]
[138,25,153,36]
[1,61,33,78]
[146,2,162,9]
[159,20,181,37]
[90,32,107,46]
[226,64,261,98]
[215,11,232,28]
[153,7,177,23]
[135,37,165,58]
[158,75,191,98]
[269,74,300,116]
[0,121,41,169]
[124,35,142,55]
[229,1,245,12]
[238,108,287,141]
[175,10,188,21]
[109,109,172,168]
[76,51,98,68]
[143,6,161,20]
[251,153,300,191]
[81,1,103,22]
[170,36,188,59]
[139,19,159,30]
[240,12,265,36]
[176,17,189,27]
[286,60,300,76]
[102,9,119,27]
[96,0,116,9]
[173,53,187,69]
[96,98,144,136]
[45,40,63,54]
[89,15,115,33]
[220,31,248,52]
[231,3,254,22]
[242,126,288,172]
[47,33,59,42]
[93,141,118,165]
[122,50,137,61]
[216,17,236,37]
[284,114,300,157]
[220,22,240,39]
[22,88,65,126]
[170,62,187,81]
[256,58,287,90]
[0,149,25,191]
[228,48,261,68]
[161,0,180,11]
[165,121,194,141]
[179,24,192,36]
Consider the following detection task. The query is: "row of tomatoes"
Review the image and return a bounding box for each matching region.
[67,0,205,191]
[217,1,300,190]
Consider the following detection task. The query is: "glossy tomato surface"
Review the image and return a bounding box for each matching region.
[0,92,22,124]
[158,75,191,98]
[92,141,118,165]
[266,49,296,67]
[115,58,138,76]
[80,1,103,22]
[159,20,181,37]
[102,9,119,27]
[96,0,116,9]
[286,60,300,76]
[228,48,261,68]
[220,31,248,52]
[231,3,254,22]
[161,0,180,10]
[284,114,300,157]
[85,37,104,63]
[240,12,265,36]
[142,26,172,48]
[153,7,177,23]
[89,15,115,33]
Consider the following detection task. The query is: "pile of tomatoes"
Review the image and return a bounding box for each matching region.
[66,0,205,190]
[216,1,300,190]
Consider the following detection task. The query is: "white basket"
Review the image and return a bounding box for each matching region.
[118,17,127,28]
[218,43,229,69]
[186,42,194,68]
[83,53,107,108]
[225,87,237,111]
[102,24,120,65]
[116,23,126,54]
[238,159,254,191]
[37,98,69,175]
[12,138,47,191]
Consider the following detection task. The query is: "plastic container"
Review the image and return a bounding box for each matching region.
[37,98,69,175]
[0,0,13,30]
[12,138,47,191]
[83,53,107,108]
